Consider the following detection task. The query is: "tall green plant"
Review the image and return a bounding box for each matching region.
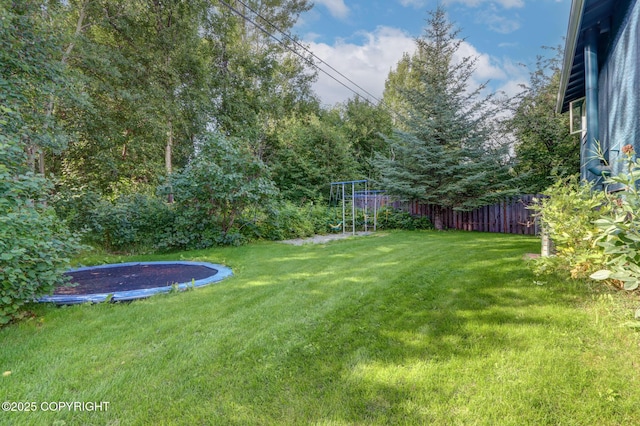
[0,0,71,173]
[530,176,609,279]
[590,146,640,291]
[509,47,579,193]
[0,149,82,324]
[0,1,83,325]
[337,98,393,180]
[270,113,359,202]
[164,132,278,249]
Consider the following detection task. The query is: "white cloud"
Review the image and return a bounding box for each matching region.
[446,0,524,8]
[306,26,527,106]
[307,26,416,106]
[496,59,529,97]
[456,41,507,81]
[398,0,429,7]
[477,11,521,33]
[314,0,350,19]
[303,32,323,43]
[398,0,525,9]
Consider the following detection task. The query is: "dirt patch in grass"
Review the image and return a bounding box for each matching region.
[280,232,372,246]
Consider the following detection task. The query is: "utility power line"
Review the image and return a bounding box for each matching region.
[233,0,383,105]
[217,0,381,105]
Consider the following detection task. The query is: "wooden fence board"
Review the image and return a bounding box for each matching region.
[390,195,540,235]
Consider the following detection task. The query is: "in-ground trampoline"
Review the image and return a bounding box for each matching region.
[39,261,233,305]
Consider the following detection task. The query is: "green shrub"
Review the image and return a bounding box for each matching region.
[376,207,433,230]
[54,188,174,253]
[54,133,278,253]
[529,176,609,279]
[301,202,337,234]
[160,133,277,250]
[250,201,316,241]
[1,144,82,325]
[590,146,640,291]
[50,183,101,233]
[156,206,248,251]
[89,193,174,252]
[248,201,399,241]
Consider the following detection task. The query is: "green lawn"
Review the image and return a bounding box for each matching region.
[1,231,639,425]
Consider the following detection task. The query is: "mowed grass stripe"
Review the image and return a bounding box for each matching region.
[1,231,639,425]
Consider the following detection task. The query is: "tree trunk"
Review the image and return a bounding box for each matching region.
[165,119,174,203]
[433,206,445,230]
[38,151,45,175]
[26,144,36,172]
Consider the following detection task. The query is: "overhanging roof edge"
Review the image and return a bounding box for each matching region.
[556,0,586,114]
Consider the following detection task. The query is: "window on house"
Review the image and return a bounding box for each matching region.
[569,98,586,135]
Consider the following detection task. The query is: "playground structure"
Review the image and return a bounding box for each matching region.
[328,180,387,234]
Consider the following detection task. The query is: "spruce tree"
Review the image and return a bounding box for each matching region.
[376,6,515,230]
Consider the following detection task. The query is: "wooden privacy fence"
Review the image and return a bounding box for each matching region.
[392,194,541,235]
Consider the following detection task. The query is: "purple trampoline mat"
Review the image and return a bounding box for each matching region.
[39,261,233,304]
[55,264,218,295]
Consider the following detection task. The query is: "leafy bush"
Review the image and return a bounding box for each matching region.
[308,202,338,234]
[54,133,280,253]
[1,144,82,325]
[51,183,101,233]
[376,207,433,231]
[590,146,640,291]
[247,201,407,241]
[53,186,174,253]
[89,193,174,252]
[250,202,316,241]
[529,176,609,279]
[156,206,249,251]
[160,133,278,251]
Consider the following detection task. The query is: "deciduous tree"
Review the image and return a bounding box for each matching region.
[509,48,579,193]
[0,1,82,324]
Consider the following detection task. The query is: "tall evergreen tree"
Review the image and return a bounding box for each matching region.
[375,6,515,230]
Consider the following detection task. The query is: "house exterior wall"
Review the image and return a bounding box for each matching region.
[598,0,640,177]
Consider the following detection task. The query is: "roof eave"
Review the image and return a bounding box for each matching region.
[556,0,586,114]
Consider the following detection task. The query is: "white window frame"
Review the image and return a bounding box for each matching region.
[569,98,586,135]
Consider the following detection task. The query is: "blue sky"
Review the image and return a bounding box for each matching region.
[294,0,571,106]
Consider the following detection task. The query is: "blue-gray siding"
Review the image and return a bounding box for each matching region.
[598,0,640,177]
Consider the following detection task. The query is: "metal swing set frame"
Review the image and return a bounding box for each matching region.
[328,180,386,234]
